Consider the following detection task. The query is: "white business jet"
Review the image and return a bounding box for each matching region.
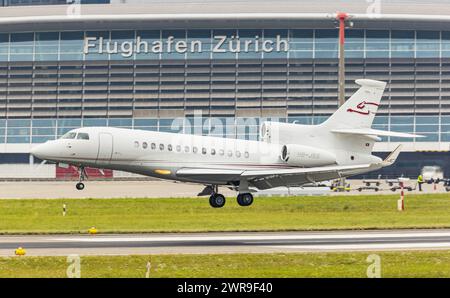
[30,79,422,208]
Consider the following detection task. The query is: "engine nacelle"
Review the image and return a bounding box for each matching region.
[280,144,336,167]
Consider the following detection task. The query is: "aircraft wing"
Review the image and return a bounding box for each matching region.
[242,145,402,190]
[331,128,424,138]
[241,163,380,190]
[177,145,402,190]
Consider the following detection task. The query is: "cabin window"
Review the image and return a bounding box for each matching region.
[219,149,225,156]
[227,150,233,157]
[61,132,77,139]
[134,141,139,148]
[159,144,165,151]
[236,151,241,158]
[193,147,198,154]
[244,151,250,158]
[168,144,173,151]
[77,133,90,140]
[202,148,207,155]
[211,149,216,156]
[142,142,148,149]
[184,146,190,153]
[151,143,156,150]
[176,145,181,152]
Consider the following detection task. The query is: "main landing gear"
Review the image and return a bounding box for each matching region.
[76,166,87,191]
[237,193,253,207]
[206,185,254,208]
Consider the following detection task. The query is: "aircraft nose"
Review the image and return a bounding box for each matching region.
[30,143,48,160]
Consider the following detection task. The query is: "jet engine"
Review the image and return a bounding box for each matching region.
[280,144,336,167]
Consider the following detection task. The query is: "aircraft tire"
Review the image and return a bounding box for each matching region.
[76,182,85,191]
[237,193,254,207]
[209,194,226,208]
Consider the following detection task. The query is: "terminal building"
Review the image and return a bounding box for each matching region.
[0,0,449,179]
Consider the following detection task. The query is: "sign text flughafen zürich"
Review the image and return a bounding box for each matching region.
[84,35,289,57]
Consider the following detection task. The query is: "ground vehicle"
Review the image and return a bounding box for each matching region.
[421,166,444,182]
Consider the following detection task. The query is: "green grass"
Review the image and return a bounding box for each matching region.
[1,251,450,277]
[0,194,449,234]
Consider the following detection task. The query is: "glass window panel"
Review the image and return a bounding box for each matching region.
[60,31,85,53]
[366,51,389,58]
[32,136,55,143]
[290,29,313,43]
[391,30,414,41]
[161,30,186,60]
[32,119,56,127]
[238,29,263,59]
[0,33,8,54]
[85,31,110,60]
[135,30,160,60]
[416,116,439,124]
[11,32,33,45]
[109,118,132,126]
[391,125,414,132]
[346,29,364,43]
[391,116,414,124]
[83,118,107,126]
[415,125,439,133]
[0,119,6,127]
[7,119,31,127]
[441,133,450,141]
[315,51,338,58]
[290,51,313,58]
[7,136,30,143]
[315,29,338,41]
[58,118,81,127]
[441,125,450,133]
[212,29,237,59]
[134,119,159,126]
[110,30,135,60]
[32,127,55,135]
[366,30,389,41]
[7,127,30,135]
[416,30,440,42]
[366,43,389,51]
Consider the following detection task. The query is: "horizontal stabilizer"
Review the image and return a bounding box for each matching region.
[331,128,424,138]
[382,144,402,166]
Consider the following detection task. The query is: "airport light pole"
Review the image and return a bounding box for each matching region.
[335,12,352,191]
[335,12,353,107]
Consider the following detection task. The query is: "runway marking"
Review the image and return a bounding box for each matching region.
[51,231,450,243]
[268,242,450,250]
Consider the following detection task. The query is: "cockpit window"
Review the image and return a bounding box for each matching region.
[77,133,90,140]
[61,132,77,139]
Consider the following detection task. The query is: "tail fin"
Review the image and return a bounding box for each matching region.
[322,79,386,129]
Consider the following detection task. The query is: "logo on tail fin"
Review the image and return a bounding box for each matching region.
[347,101,379,116]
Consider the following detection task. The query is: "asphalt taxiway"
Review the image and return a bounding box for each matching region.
[1,229,450,256]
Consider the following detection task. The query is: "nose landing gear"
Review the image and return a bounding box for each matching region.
[76,166,87,191]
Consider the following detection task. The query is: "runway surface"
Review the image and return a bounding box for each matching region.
[2,229,450,256]
[0,180,446,199]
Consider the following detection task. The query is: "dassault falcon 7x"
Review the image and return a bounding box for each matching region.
[30,79,422,208]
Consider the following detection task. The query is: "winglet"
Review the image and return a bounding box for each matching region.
[382,144,402,167]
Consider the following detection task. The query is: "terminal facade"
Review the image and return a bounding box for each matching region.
[0,0,449,178]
